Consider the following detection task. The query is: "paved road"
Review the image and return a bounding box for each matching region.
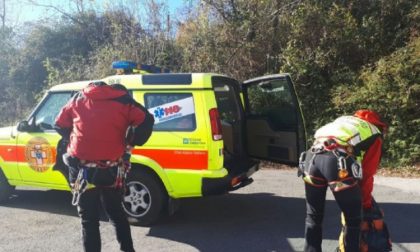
[0,169,419,252]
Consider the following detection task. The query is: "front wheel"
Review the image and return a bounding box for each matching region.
[122,169,167,226]
[0,169,14,202]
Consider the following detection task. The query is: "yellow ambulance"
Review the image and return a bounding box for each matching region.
[0,61,306,225]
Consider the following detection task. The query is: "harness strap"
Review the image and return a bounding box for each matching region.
[115,151,132,189]
[70,150,132,206]
[80,159,119,168]
[71,168,88,206]
[300,138,363,186]
[328,177,358,192]
[299,150,328,187]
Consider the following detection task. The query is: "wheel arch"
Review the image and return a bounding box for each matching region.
[130,154,173,195]
[0,165,15,202]
[0,165,12,184]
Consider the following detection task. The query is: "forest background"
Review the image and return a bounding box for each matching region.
[0,0,419,168]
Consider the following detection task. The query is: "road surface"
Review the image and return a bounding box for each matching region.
[0,169,419,252]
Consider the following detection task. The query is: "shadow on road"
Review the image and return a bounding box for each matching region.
[3,189,119,221]
[150,193,306,252]
[3,189,77,217]
[2,189,419,251]
[148,193,420,252]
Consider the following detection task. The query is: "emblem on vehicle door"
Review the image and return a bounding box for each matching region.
[24,137,53,172]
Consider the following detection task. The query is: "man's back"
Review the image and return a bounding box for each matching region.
[56,83,145,161]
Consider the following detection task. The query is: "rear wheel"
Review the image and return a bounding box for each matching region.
[0,169,14,202]
[122,169,167,226]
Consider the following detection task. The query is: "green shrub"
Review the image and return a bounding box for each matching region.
[333,37,420,166]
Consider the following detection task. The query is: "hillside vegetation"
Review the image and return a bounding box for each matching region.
[0,0,418,167]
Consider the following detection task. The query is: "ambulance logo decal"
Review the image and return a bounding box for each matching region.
[25,137,53,172]
[149,97,195,124]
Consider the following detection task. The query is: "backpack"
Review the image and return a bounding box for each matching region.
[338,199,392,252]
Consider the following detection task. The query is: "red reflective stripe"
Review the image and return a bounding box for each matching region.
[16,146,26,162]
[132,149,208,170]
[0,145,19,162]
[0,145,57,163]
[1,145,210,170]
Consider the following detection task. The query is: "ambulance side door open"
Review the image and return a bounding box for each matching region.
[242,74,306,165]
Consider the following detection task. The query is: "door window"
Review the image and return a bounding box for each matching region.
[246,79,297,130]
[33,92,73,130]
[144,93,196,131]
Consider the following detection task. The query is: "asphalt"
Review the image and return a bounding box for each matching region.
[0,169,419,252]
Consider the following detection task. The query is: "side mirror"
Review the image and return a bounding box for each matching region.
[17,121,30,132]
[17,118,43,132]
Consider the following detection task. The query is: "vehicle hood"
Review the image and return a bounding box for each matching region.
[0,126,14,140]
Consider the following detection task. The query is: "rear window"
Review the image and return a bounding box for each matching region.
[144,93,196,131]
[212,77,242,123]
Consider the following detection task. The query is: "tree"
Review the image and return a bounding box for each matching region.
[333,37,420,165]
[176,0,296,80]
[279,1,364,134]
[0,0,5,30]
[0,16,19,125]
[1,0,418,166]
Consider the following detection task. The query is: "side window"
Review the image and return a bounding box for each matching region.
[34,92,73,129]
[144,93,196,131]
[247,79,297,130]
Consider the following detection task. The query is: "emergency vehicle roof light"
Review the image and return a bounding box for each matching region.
[112,60,170,74]
[112,61,137,70]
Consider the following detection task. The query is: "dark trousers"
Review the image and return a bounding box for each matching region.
[304,152,362,252]
[77,187,135,252]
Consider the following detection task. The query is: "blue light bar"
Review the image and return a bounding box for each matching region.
[112,61,137,70]
[112,60,170,73]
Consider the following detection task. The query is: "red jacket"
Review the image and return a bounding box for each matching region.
[360,137,383,209]
[55,84,145,161]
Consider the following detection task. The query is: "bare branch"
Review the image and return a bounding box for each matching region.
[0,0,5,29]
[202,0,231,23]
[25,0,83,25]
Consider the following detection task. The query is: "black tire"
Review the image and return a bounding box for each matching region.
[122,168,168,226]
[0,169,14,202]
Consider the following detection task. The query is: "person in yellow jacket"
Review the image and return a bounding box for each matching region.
[299,110,388,252]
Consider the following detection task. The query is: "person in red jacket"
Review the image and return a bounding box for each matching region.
[299,109,388,252]
[55,81,150,252]
[353,110,387,211]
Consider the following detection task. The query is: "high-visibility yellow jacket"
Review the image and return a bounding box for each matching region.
[314,115,383,209]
